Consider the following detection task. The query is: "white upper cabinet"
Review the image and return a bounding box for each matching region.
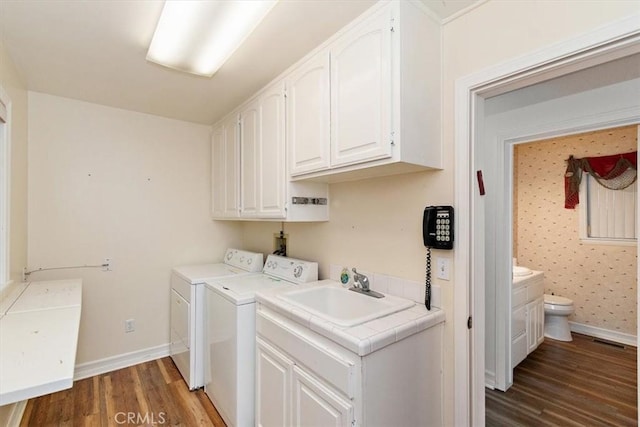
[239,82,286,219]
[234,81,328,222]
[239,99,260,217]
[288,0,442,182]
[287,52,331,176]
[211,113,239,218]
[256,83,286,218]
[330,5,392,168]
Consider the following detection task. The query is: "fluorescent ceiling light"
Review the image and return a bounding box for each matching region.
[147,0,277,77]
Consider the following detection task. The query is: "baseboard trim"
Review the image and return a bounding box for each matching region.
[4,400,27,427]
[74,343,171,381]
[569,322,637,347]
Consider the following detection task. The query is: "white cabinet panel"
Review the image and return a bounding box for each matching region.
[259,85,286,218]
[211,114,239,219]
[330,5,391,168]
[240,100,260,217]
[256,338,293,427]
[288,53,330,176]
[292,366,354,427]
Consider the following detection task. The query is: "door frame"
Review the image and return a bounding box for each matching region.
[453,13,640,426]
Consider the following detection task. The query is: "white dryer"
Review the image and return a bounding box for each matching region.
[204,254,318,427]
[170,249,263,390]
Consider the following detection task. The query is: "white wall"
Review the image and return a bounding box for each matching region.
[27,92,243,365]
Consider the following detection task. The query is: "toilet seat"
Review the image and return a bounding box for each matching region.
[544,294,572,306]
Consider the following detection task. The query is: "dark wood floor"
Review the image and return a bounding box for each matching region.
[486,333,638,427]
[19,357,226,426]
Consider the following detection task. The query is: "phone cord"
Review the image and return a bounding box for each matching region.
[425,247,431,310]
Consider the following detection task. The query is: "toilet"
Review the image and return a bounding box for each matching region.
[543,294,574,341]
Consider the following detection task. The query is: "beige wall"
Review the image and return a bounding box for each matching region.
[243,1,640,425]
[515,126,638,335]
[0,42,28,286]
[27,92,243,364]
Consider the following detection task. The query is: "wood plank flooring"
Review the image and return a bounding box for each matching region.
[19,357,226,426]
[486,333,638,427]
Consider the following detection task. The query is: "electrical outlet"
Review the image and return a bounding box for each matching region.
[103,258,112,271]
[125,319,135,333]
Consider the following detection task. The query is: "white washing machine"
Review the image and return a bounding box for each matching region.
[170,249,263,390]
[204,254,318,427]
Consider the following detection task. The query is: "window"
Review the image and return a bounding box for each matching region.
[0,86,9,286]
[579,173,637,244]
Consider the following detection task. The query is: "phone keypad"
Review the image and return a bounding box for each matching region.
[436,213,451,242]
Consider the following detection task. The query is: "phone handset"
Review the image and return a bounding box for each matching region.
[422,206,454,310]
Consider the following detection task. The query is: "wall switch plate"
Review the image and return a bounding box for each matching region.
[436,258,450,281]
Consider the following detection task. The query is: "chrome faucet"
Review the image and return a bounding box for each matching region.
[350,268,384,298]
[352,268,370,291]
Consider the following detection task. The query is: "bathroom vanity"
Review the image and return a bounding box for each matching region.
[255,281,445,427]
[511,269,544,368]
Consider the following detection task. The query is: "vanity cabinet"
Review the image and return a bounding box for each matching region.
[256,305,443,427]
[211,113,240,218]
[511,272,544,368]
[287,0,442,182]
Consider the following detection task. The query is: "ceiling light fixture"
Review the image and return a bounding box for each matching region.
[147,0,277,77]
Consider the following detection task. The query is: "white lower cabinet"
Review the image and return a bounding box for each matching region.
[527,296,545,353]
[256,337,354,427]
[511,274,544,369]
[256,306,443,427]
[256,338,292,427]
[292,366,354,427]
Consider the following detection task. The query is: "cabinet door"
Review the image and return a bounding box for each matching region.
[223,114,239,217]
[287,52,330,176]
[292,366,354,427]
[240,100,260,217]
[256,338,293,427]
[258,83,286,218]
[330,5,392,168]
[212,115,240,218]
[526,299,544,353]
[535,297,545,348]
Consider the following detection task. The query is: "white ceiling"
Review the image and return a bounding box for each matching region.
[0,0,477,125]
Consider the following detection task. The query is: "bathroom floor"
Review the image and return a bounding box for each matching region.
[486,332,637,426]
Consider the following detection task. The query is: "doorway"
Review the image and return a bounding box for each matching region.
[453,17,640,425]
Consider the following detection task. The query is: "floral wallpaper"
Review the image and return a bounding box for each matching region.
[514,125,638,336]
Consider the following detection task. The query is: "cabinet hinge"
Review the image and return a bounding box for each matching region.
[283,88,288,99]
[390,18,395,32]
[467,316,473,329]
[390,131,395,146]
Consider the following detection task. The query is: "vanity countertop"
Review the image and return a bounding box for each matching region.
[0,279,82,405]
[255,280,445,356]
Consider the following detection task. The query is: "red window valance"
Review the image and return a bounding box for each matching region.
[564,151,637,209]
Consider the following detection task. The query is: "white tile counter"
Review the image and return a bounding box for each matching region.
[255,280,445,356]
[0,279,82,405]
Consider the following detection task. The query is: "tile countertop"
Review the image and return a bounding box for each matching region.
[0,279,82,406]
[255,280,445,357]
